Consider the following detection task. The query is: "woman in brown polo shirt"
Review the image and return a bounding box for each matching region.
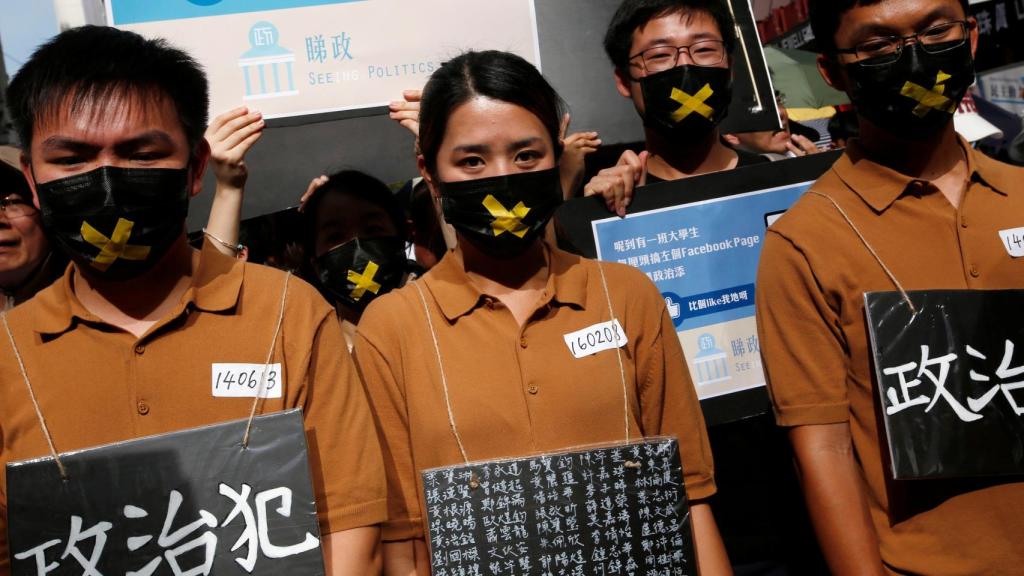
[354,50,729,575]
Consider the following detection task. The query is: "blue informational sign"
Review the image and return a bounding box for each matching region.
[592,183,810,401]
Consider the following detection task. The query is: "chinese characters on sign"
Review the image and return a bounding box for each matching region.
[107,0,541,119]
[866,291,1024,479]
[591,182,810,407]
[7,410,325,575]
[423,438,694,576]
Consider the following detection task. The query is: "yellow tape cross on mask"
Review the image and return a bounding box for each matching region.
[347,261,382,301]
[482,194,531,238]
[80,217,151,271]
[900,71,957,118]
[670,84,715,123]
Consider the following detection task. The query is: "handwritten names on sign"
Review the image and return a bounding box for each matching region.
[422,437,694,576]
[866,290,1024,479]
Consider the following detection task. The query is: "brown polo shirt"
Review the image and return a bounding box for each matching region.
[756,137,1024,574]
[354,241,715,541]
[0,240,386,572]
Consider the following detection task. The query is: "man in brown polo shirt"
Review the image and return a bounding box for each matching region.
[757,0,1024,573]
[0,26,385,574]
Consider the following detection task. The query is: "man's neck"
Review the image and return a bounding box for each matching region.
[644,128,738,181]
[73,235,195,338]
[858,121,969,207]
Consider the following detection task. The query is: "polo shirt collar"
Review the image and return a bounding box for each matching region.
[834,135,1007,213]
[425,240,589,322]
[33,239,244,337]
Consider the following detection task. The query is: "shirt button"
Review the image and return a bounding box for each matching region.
[134,344,145,355]
[960,216,968,228]
[137,400,150,415]
[970,265,980,278]
[520,337,528,349]
[527,385,539,395]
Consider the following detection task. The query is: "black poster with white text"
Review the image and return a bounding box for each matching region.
[866,290,1024,480]
[6,409,325,575]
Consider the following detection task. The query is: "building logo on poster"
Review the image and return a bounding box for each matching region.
[239,21,299,101]
[693,333,731,386]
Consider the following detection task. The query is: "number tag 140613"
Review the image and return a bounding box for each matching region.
[563,320,628,359]
[212,363,283,398]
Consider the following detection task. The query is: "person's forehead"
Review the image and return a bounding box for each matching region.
[444,97,548,145]
[837,0,965,35]
[631,10,723,51]
[31,89,187,146]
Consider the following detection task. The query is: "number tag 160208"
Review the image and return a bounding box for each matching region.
[212,363,283,398]
[563,320,628,359]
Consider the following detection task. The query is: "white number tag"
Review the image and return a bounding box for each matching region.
[564,320,628,359]
[212,363,282,398]
[999,227,1024,258]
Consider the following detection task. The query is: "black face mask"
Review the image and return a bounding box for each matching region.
[439,167,562,259]
[315,236,408,311]
[640,65,732,143]
[36,166,190,280]
[845,41,975,138]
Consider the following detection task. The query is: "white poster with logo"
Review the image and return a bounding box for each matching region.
[106,0,540,119]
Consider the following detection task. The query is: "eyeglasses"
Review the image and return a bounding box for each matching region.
[629,40,728,78]
[836,20,971,67]
[0,195,38,219]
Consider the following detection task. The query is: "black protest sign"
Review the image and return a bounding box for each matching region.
[422,438,693,576]
[866,290,1024,480]
[6,409,325,575]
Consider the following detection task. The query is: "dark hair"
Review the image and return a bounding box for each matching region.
[418,50,566,175]
[604,0,738,72]
[302,169,407,251]
[6,25,208,154]
[811,0,970,55]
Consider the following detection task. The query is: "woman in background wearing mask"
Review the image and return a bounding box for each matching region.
[302,170,414,349]
[201,112,414,349]
[353,50,730,575]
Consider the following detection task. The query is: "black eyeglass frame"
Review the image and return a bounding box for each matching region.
[834,20,973,67]
[627,39,729,81]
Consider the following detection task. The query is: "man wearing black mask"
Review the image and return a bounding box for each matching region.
[757,1,1024,573]
[585,0,767,216]
[0,26,385,574]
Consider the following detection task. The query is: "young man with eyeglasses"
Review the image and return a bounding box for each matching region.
[585,0,767,217]
[584,3,828,575]
[757,0,1024,573]
[0,146,63,310]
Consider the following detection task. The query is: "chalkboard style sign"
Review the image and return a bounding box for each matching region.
[422,437,693,576]
[866,290,1024,480]
[557,151,841,426]
[6,409,325,575]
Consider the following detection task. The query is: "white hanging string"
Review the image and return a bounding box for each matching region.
[2,311,68,480]
[411,259,639,477]
[809,191,917,314]
[242,271,291,448]
[412,281,472,467]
